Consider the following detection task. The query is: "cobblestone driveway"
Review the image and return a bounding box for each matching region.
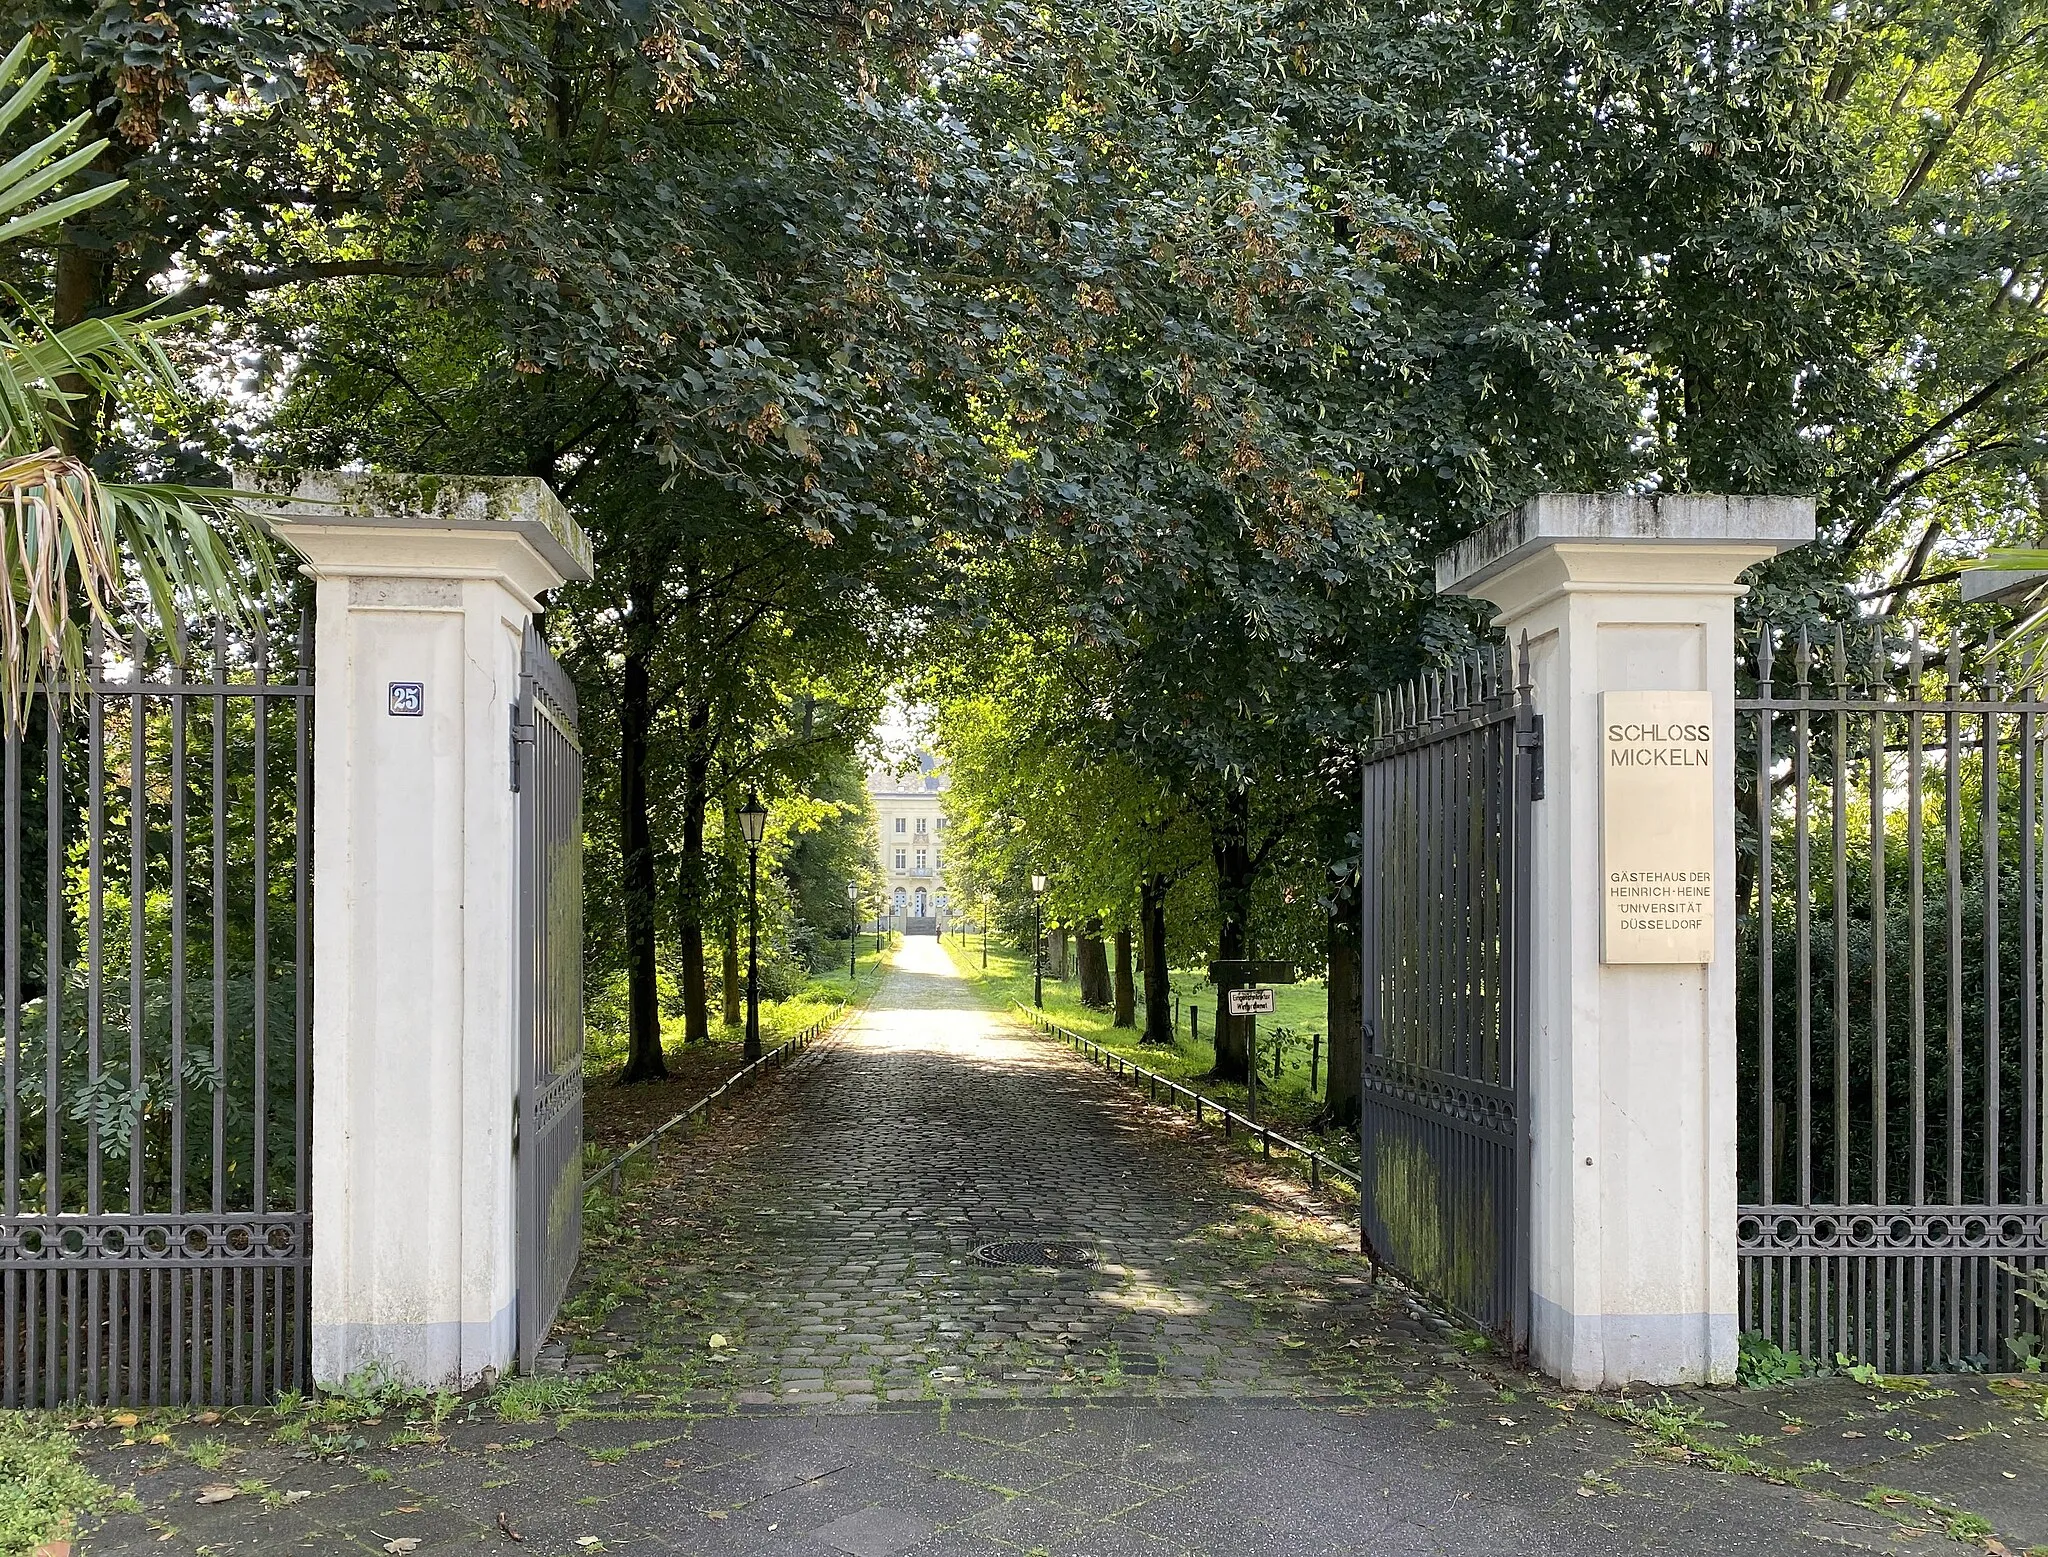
[559,934,1431,1410]
[75,938,2048,1555]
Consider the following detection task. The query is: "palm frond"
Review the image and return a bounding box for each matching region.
[0,31,281,729]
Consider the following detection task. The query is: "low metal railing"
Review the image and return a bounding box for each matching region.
[1015,1004,1360,1192]
[582,1003,854,1197]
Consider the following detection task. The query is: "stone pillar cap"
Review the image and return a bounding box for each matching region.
[1961,566,2048,609]
[1438,493,1815,598]
[241,469,593,586]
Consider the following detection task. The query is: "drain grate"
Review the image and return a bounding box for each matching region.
[975,1239,1099,1270]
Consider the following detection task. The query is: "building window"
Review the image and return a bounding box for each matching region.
[894,849,906,870]
[895,817,906,834]
[915,816,927,834]
[915,849,928,871]
[936,817,947,831]
[932,849,940,871]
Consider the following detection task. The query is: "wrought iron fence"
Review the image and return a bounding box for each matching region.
[1359,641,1538,1346]
[1,617,313,1406]
[1738,623,2048,1372]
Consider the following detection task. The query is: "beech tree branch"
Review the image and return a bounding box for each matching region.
[154,259,450,314]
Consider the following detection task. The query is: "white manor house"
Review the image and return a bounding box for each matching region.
[869,754,952,934]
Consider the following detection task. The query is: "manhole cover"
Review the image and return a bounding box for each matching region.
[975,1239,1098,1270]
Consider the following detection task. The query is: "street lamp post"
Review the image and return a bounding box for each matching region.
[846,881,858,979]
[981,893,991,969]
[1031,873,1048,1007]
[739,792,769,1061]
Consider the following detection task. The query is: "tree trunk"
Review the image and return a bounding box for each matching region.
[1113,927,1135,1027]
[678,719,712,1045]
[1210,788,1252,1082]
[1050,926,1069,980]
[722,917,741,1027]
[1077,917,1110,1008]
[618,625,667,1083]
[722,791,743,1027]
[1323,894,1363,1132]
[1140,874,1173,1044]
[52,151,121,458]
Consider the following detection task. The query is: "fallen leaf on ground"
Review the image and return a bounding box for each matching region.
[382,1539,421,1554]
[194,1412,221,1425]
[31,1541,71,1557]
[280,1491,312,1504]
[705,1510,728,1521]
[497,1511,523,1542]
[111,1412,139,1428]
[195,1485,237,1504]
[707,1334,729,1349]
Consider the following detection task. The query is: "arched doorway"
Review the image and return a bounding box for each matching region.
[913,887,928,917]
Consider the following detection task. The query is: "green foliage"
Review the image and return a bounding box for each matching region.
[0,34,274,723]
[0,1414,108,1556]
[1738,1332,1810,1388]
[490,1374,584,1424]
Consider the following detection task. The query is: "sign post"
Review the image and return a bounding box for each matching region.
[1226,987,1275,1121]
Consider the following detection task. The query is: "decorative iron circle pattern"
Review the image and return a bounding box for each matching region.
[0,1213,310,1268]
[1737,1205,2048,1256]
[974,1240,1099,1270]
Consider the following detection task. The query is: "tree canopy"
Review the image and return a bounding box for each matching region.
[4,0,2044,1087]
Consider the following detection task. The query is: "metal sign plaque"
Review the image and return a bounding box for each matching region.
[388,682,424,717]
[1226,987,1275,1016]
[1600,689,1714,964]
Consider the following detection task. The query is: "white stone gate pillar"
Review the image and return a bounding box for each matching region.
[254,472,591,1389]
[1439,494,1812,1389]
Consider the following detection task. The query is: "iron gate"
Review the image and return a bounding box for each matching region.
[1359,641,1539,1346]
[1,618,312,1406]
[1738,624,2048,1372]
[514,624,584,1373]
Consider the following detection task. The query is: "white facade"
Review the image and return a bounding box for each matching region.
[870,755,952,928]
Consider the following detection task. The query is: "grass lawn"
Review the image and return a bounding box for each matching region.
[582,935,891,1152]
[943,938,1354,1167]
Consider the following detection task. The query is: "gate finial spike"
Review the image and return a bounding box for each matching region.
[1794,628,1811,690]
[1757,624,1773,690]
[1832,624,1848,692]
[1907,636,1924,701]
[1516,631,1533,697]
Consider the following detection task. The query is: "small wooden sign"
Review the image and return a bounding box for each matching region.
[1208,958,1297,986]
[1226,987,1275,1016]
[1601,689,1715,964]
